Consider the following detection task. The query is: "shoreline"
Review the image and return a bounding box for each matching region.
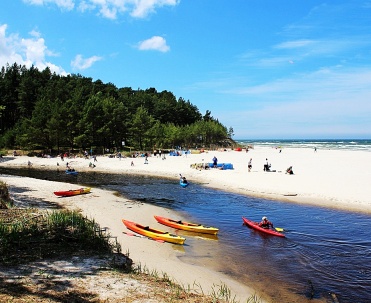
[0,174,257,302]
[1,147,371,302]
[2,146,371,215]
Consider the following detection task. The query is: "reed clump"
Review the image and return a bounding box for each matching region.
[0,209,120,265]
[0,181,12,209]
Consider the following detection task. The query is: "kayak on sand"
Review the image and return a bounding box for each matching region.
[54,187,91,197]
[242,216,285,238]
[122,219,186,245]
[154,215,219,235]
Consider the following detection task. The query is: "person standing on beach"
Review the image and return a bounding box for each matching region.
[212,156,218,168]
[248,158,252,172]
[264,158,269,171]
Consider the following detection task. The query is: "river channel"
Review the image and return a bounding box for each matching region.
[1,167,370,303]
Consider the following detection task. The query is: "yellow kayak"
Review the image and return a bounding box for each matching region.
[154,215,219,235]
[122,219,186,245]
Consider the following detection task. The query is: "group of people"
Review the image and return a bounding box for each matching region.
[246,157,293,174]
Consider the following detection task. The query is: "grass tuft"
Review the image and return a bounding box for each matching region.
[0,209,121,265]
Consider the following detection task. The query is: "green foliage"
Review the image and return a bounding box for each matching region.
[0,181,12,209]
[0,63,234,151]
[0,209,118,264]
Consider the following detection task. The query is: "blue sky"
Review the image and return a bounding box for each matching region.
[1,0,371,139]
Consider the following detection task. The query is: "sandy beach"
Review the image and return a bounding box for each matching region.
[1,147,371,301]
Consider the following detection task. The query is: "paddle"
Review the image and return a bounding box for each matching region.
[275,227,284,232]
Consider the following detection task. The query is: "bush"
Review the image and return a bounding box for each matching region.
[0,209,121,264]
[0,181,12,209]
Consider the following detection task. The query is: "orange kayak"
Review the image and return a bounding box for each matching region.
[122,219,186,245]
[154,215,219,235]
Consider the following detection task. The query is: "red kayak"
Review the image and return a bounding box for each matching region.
[54,187,91,197]
[242,217,285,238]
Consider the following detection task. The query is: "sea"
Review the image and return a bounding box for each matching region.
[236,139,371,152]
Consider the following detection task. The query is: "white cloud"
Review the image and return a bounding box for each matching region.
[0,24,67,75]
[24,0,179,19]
[214,67,371,138]
[137,36,170,52]
[71,54,103,70]
[130,0,179,18]
[23,0,75,10]
[275,39,315,49]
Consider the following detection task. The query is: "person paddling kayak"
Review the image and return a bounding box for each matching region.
[259,216,274,229]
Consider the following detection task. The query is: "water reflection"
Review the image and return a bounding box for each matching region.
[1,167,370,303]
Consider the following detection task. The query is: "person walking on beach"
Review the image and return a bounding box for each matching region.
[248,158,252,172]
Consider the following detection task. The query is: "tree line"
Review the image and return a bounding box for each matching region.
[0,63,234,154]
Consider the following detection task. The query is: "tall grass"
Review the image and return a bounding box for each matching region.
[131,263,263,303]
[0,180,12,209]
[0,209,121,264]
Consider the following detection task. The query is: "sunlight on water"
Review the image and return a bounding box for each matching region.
[1,167,370,303]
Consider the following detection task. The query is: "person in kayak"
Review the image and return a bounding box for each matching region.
[259,216,274,229]
[179,174,188,184]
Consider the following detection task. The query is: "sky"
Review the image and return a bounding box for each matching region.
[1,0,371,139]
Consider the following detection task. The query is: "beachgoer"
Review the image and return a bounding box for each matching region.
[131,161,134,166]
[144,154,148,164]
[259,216,274,229]
[286,166,294,175]
[212,156,218,168]
[263,158,270,171]
[248,158,252,172]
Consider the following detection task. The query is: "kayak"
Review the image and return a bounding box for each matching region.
[54,187,91,197]
[180,180,188,187]
[242,217,285,238]
[154,215,219,235]
[65,169,78,175]
[122,219,186,245]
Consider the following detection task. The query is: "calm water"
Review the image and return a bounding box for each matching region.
[1,167,370,303]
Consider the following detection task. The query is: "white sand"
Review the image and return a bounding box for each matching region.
[1,147,371,301]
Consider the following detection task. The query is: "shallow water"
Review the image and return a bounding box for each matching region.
[1,167,370,303]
